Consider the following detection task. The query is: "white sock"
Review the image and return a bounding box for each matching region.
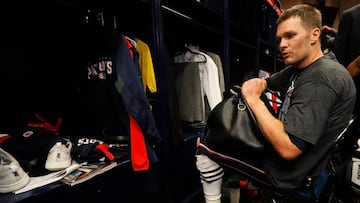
[196,154,224,203]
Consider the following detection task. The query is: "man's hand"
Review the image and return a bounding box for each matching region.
[241,78,267,104]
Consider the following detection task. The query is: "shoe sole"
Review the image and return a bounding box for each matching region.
[45,159,71,171]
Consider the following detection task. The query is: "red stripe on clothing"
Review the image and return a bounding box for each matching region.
[129,114,149,171]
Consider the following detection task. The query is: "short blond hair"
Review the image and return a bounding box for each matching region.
[277,4,322,31]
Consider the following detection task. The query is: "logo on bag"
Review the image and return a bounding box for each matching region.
[22,130,34,138]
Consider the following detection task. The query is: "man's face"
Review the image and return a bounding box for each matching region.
[276,17,312,67]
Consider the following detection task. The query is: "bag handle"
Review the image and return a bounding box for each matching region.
[238,90,262,135]
[228,85,277,134]
[227,85,261,135]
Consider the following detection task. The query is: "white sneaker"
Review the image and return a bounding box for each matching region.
[45,141,72,171]
[0,148,30,193]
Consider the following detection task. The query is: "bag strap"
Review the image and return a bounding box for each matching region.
[240,92,262,132]
[229,86,262,136]
[229,85,277,116]
[226,85,278,136]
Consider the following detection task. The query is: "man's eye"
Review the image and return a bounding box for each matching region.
[276,38,281,45]
[284,33,295,39]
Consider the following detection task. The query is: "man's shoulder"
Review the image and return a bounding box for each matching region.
[343,4,360,16]
[305,57,350,82]
[318,56,345,70]
[323,51,338,62]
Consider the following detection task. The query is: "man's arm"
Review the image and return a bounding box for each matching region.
[241,78,302,160]
[347,55,360,78]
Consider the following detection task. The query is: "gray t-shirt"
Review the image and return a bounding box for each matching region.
[265,56,356,191]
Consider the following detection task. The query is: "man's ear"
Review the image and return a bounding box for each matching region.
[310,27,321,45]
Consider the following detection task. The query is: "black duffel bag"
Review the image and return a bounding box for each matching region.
[204,85,277,158]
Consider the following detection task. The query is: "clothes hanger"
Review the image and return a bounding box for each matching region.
[185,44,207,63]
[174,44,207,63]
[124,36,137,48]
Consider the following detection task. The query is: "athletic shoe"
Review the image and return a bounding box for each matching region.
[45,141,72,171]
[0,148,30,193]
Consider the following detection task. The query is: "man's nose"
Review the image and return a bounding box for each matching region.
[278,38,288,49]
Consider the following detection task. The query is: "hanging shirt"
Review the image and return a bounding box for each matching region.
[134,37,157,93]
[116,35,161,165]
[173,45,222,124]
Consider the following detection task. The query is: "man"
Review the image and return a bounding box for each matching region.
[334,4,360,70]
[333,5,360,199]
[196,4,356,203]
[334,3,360,125]
[334,4,360,127]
